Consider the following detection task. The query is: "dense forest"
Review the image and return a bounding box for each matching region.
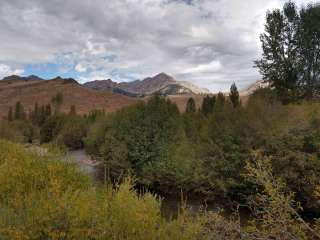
[0,1,320,239]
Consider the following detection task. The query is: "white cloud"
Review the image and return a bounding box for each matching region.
[184,60,222,74]
[0,0,310,92]
[75,63,87,73]
[0,64,23,79]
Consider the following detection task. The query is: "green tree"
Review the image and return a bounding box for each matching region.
[31,103,39,125]
[298,4,320,99]
[14,101,25,120]
[40,115,65,143]
[201,95,215,117]
[185,97,196,113]
[51,92,64,114]
[216,92,226,107]
[229,83,240,108]
[7,107,13,122]
[57,116,86,149]
[255,1,300,103]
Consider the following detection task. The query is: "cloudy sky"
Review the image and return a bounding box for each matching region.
[0,0,309,92]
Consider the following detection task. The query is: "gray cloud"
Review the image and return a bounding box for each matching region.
[0,0,308,92]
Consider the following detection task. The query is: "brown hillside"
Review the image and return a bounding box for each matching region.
[0,78,137,118]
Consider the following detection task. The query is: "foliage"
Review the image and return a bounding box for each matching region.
[7,107,13,121]
[185,97,196,113]
[14,101,26,120]
[201,95,215,117]
[298,3,320,99]
[229,83,240,108]
[255,1,320,103]
[0,140,223,240]
[51,92,64,114]
[57,115,87,149]
[0,120,35,143]
[40,115,66,144]
[30,103,52,126]
[86,95,250,197]
[244,152,320,239]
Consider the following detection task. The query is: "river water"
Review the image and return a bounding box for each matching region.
[64,150,100,180]
[65,149,250,223]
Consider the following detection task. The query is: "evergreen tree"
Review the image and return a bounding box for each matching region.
[216,92,225,105]
[7,107,13,122]
[31,103,39,125]
[186,97,196,113]
[229,83,240,108]
[14,101,25,120]
[51,92,63,114]
[201,96,215,117]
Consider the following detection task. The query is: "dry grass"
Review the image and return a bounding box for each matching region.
[0,79,137,118]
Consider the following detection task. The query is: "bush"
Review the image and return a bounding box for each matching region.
[57,116,87,149]
[0,120,36,143]
[0,140,231,240]
[40,115,66,143]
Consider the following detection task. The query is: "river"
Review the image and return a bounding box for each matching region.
[64,149,250,223]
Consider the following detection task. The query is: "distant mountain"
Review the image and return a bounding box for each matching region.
[0,75,44,86]
[83,79,141,97]
[83,73,210,96]
[0,75,79,88]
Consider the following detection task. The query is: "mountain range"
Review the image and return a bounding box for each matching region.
[0,73,208,118]
[0,73,264,118]
[83,73,210,97]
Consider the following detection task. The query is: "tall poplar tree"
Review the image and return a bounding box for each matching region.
[298,4,320,99]
[255,1,300,103]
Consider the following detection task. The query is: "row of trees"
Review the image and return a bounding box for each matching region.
[255,1,320,103]
[85,89,320,214]
[186,83,240,116]
[2,93,88,149]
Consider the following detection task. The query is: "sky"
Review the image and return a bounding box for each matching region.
[0,0,310,92]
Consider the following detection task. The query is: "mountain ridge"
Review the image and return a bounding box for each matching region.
[83,73,210,96]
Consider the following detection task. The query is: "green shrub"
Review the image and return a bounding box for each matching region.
[0,140,229,240]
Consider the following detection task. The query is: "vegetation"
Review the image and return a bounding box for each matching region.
[0,140,215,239]
[229,83,240,108]
[1,140,320,239]
[85,92,320,211]
[0,1,319,237]
[255,1,320,103]
[51,92,64,114]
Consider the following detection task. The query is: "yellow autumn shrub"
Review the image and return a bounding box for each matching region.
[0,140,217,240]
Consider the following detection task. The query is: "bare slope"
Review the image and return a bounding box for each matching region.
[0,76,137,118]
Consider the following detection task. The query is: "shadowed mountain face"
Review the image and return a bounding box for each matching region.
[83,73,210,96]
